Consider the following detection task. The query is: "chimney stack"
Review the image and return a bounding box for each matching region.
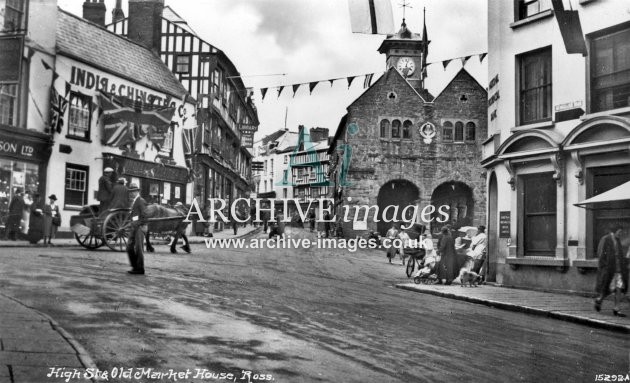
[82,0,106,26]
[128,0,164,53]
[309,127,329,143]
[112,0,125,23]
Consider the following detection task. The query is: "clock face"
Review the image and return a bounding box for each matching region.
[396,57,415,76]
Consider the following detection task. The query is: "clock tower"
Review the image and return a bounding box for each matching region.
[377,19,429,91]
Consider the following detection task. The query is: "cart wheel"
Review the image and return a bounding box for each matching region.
[75,233,104,249]
[413,276,421,284]
[405,257,415,278]
[103,211,130,252]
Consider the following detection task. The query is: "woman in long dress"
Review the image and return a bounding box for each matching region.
[28,194,44,244]
[21,191,33,235]
[437,226,457,284]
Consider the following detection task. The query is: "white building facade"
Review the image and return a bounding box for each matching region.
[483,0,630,293]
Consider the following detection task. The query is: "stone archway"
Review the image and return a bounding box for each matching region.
[376,179,420,235]
[430,181,474,233]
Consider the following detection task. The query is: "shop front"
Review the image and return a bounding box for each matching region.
[103,153,188,205]
[0,125,53,237]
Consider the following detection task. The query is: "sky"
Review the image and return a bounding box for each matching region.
[57,0,488,140]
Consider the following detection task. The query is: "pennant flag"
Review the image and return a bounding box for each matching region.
[347,76,356,89]
[551,0,587,55]
[421,8,429,79]
[479,53,487,63]
[49,87,69,134]
[261,88,268,100]
[329,79,335,87]
[64,81,71,96]
[442,59,452,70]
[98,93,175,148]
[277,86,284,98]
[363,73,374,89]
[309,81,318,94]
[292,84,300,97]
[348,0,394,34]
[41,59,52,71]
[460,55,471,66]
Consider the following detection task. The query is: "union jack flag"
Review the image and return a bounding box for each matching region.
[98,93,175,148]
[49,87,69,134]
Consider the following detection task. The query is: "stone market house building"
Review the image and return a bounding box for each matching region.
[329,21,487,237]
[107,1,259,234]
[482,0,630,293]
[48,4,194,235]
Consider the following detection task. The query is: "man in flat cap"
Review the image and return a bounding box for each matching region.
[109,178,130,210]
[126,183,147,275]
[97,167,114,211]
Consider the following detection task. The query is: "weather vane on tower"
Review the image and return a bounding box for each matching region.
[399,0,412,24]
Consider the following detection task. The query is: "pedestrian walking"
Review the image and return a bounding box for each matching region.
[468,225,487,276]
[594,225,628,317]
[323,211,332,238]
[109,178,130,209]
[262,210,269,233]
[126,183,147,275]
[21,191,32,235]
[385,223,400,263]
[97,167,114,211]
[43,194,61,246]
[6,188,25,240]
[437,226,457,284]
[27,193,45,245]
[308,209,316,232]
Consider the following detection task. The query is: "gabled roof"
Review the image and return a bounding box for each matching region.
[433,68,487,102]
[57,8,187,99]
[347,66,430,111]
[162,6,197,35]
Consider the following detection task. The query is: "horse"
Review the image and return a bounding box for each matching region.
[143,203,191,254]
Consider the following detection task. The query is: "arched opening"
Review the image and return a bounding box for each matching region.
[430,181,474,233]
[487,173,498,282]
[377,179,419,235]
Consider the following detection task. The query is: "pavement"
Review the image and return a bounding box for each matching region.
[397,281,630,333]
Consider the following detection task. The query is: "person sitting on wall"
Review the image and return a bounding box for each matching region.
[97,167,114,212]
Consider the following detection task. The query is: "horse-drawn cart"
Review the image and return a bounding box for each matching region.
[69,205,187,252]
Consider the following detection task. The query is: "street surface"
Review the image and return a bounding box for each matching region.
[0,227,628,382]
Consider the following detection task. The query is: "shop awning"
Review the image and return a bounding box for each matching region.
[574,181,630,208]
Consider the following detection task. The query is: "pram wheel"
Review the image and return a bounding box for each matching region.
[406,259,415,278]
[413,276,422,284]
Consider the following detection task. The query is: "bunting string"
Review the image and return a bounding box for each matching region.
[255,51,487,101]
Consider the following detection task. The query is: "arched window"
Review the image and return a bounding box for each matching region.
[402,120,412,139]
[465,122,476,141]
[391,119,401,138]
[443,121,453,141]
[454,121,464,141]
[380,119,390,138]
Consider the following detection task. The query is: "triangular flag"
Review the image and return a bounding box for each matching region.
[363,73,374,89]
[292,84,301,97]
[261,88,268,100]
[309,81,318,94]
[460,56,471,66]
[277,86,284,98]
[329,79,335,87]
[479,53,487,63]
[41,59,52,71]
[442,59,452,70]
[65,81,71,96]
[347,76,356,89]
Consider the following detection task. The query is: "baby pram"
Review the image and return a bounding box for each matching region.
[412,255,439,284]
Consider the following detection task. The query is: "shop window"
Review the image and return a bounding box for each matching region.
[442,121,453,141]
[0,84,17,126]
[590,26,630,113]
[68,92,91,140]
[402,120,412,139]
[175,55,191,74]
[391,119,401,138]
[516,0,551,21]
[522,173,556,256]
[454,121,464,142]
[518,47,552,124]
[587,165,630,258]
[2,0,26,32]
[212,69,221,99]
[465,122,476,141]
[65,163,89,208]
[380,119,389,138]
